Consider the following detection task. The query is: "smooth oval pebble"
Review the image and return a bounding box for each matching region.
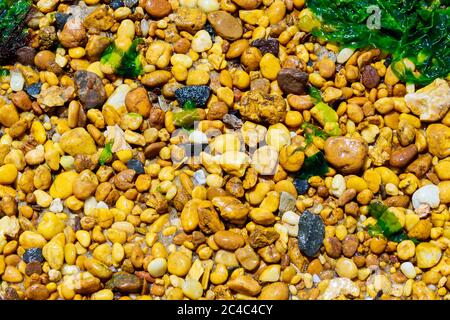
[297,210,325,257]
[207,11,243,41]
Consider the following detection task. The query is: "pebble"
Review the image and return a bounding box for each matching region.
[238,90,286,125]
[415,242,442,269]
[182,279,203,300]
[25,82,42,98]
[324,137,368,174]
[0,216,20,238]
[74,70,107,109]
[10,71,25,92]
[336,48,355,64]
[278,191,296,214]
[23,248,44,263]
[293,179,309,195]
[59,128,97,156]
[277,68,308,95]
[405,79,450,122]
[426,124,450,159]
[389,145,418,168]
[207,11,243,40]
[194,170,207,185]
[297,210,325,257]
[251,38,279,56]
[175,85,211,108]
[25,284,49,300]
[321,278,360,299]
[335,257,358,279]
[105,272,143,293]
[191,30,213,52]
[127,159,145,174]
[144,0,172,18]
[214,230,245,250]
[147,258,167,278]
[412,184,440,210]
[400,262,417,279]
[361,65,380,89]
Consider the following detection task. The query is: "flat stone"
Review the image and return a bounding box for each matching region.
[298,210,325,257]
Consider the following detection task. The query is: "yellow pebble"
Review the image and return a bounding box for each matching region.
[186,70,210,85]
[68,47,86,59]
[259,53,281,80]
[0,164,18,185]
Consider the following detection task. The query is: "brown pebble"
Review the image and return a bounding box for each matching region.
[389,145,418,168]
[361,65,380,89]
[144,142,166,159]
[25,261,43,276]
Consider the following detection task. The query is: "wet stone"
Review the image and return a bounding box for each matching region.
[251,38,279,56]
[223,113,243,129]
[23,248,44,263]
[175,86,211,108]
[293,178,309,195]
[110,0,124,9]
[298,210,325,257]
[105,272,143,293]
[204,22,216,39]
[25,82,42,99]
[278,191,296,214]
[277,68,308,95]
[74,70,107,110]
[127,159,144,174]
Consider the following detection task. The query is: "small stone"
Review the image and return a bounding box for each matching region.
[412,184,440,210]
[37,86,74,108]
[83,5,115,31]
[127,159,144,174]
[297,210,325,257]
[10,71,25,92]
[278,191,296,214]
[207,11,243,40]
[277,68,308,95]
[361,65,380,89]
[25,284,50,300]
[174,7,206,34]
[59,128,97,156]
[191,30,213,52]
[0,216,20,238]
[251,38,279,56]
[400,262,416,279]
[25,82,42,98]
[293,179,309,195]
[324,136,368,174]
[25,261,43,276]
[144,0,172,18]
[175,85,211,108]
[415,242,442,269]
[106,272,143,293]
[405,79,450,122]
[237,90,286,125]
[426,124,450,159]
[110,0,124,9]
[74,70,107,109]
[389,145,418,168]
[23,248,44,263]
[335,257,358,279]
[58,18,87,48]
[222,113,243,129]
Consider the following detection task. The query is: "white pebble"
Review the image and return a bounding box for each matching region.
[336,48,355,64]
[412,184,440,210]
[140,19,149,37]
[194,170,206,185]
[286,224,298,237]
[10,71,24,92]
[191,30,213,53]
[147,258,167,278]
[55,54,68,68]
[84,197,97,216]
[49,198,63,213]
[197,0,220,12]
[400,262,416,279]
[189,130,208,144]
[313,274,321,283]
[330,174,346,198]
[281,210,300,226]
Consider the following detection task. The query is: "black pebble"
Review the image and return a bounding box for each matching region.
[127,159,145,174]
[55,13,70,31]
[110,0,124,9]
[298,210,325,257]
[293,178,309,195]
[23,248,44,263]
[25,82,42,99]
[175,86,211,108]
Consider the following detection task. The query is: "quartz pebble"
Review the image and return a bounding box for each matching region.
[412,184,440,210]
